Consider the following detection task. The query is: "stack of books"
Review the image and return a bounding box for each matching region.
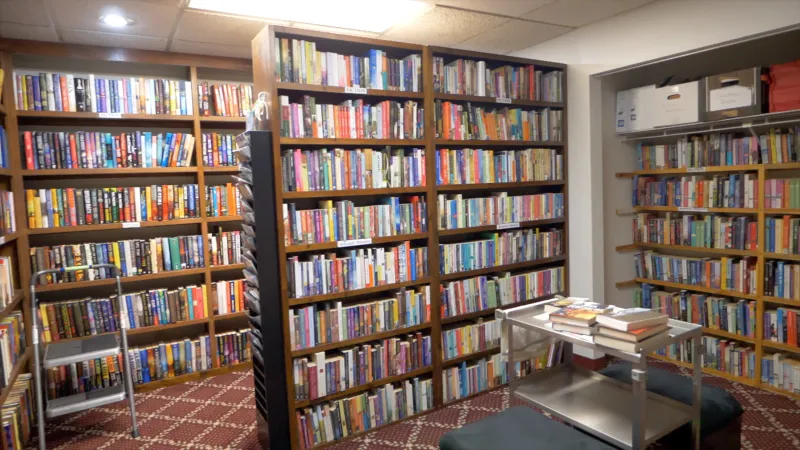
[594,308,670,353]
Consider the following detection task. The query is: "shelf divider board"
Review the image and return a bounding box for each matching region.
[756,166,765,383]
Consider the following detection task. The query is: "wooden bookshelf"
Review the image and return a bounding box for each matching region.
[251,25,569,450]
[0,38,255,411]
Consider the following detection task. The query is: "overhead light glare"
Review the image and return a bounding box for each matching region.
[188,0,433,33]
[100,14,133,28]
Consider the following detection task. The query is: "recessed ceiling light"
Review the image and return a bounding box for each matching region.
[100,14,133,28]
[188,0,433,34]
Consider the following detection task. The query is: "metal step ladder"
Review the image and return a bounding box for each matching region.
[31,264,139,450]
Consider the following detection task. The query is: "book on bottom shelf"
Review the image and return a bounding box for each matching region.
[2,373,34,450]
[0,312,25,390]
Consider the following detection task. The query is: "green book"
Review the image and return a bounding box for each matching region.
[169,238,180,271]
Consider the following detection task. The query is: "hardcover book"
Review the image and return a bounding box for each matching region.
[595,307,668,331]
[548,301,611,326]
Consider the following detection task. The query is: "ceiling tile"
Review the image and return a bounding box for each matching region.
[170,39,251,59]
[383,6,509,46]
[48,0,180,38]
[174,10,266,47]
[0,0,52,26]
[60,28,168,51]
[521,0,654,27]
[456,19,572,54]
[0,22,58,41]
[423,0,557,17]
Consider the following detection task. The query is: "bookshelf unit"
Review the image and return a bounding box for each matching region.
[0,39,255,402]
[251,26,568,449]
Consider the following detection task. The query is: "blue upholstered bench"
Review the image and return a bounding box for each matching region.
[438,406,617,450]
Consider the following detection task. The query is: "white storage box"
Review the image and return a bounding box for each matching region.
[615,90,630,133]
[653,81,702,127]
[628,85,656,131]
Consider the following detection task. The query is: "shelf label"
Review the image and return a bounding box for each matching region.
[686,167,706,173]
[741,121,753,128]
[98,112,122,119]
[344,86,368,95]
[496,97,512,104]
[497,222,520,230]
[122,222,141,228]
[678,207,708,212]
[0,236,6,246]
[338,238,372,248]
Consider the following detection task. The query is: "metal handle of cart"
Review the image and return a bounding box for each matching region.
[30,264,139,450]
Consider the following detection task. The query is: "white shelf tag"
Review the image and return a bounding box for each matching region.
[0,236,6,245]
[678,207,708,212]
[497,222,520,230]
[98,112,122,119]
[741,121,753,128]
[123,222,141,228]
[496,97,512,104]
[686,167,706,173]
[344,86,368,95]
[338,238,372,248]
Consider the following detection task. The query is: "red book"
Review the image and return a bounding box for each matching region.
[23,131,34,169]
[59,75,69,112]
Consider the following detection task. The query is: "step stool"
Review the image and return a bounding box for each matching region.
[31,264,139,450]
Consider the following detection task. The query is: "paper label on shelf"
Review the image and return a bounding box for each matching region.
[497,222,520,230]
[98,112,122,119]
[337,238,372,248]
[709,85,753,111]
[345,86,368,95]
[741,121,753,128]
[686,167,706,172]
[496,97,512,104]
[678,207,708,212]
[122,222,140,228]
[0,236,6,246]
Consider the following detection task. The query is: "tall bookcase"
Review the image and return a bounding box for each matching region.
[0,39,254,397]
[251,26,569,449]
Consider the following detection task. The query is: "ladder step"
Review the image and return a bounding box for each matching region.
[44,334,120,368]
[45,383,126,419]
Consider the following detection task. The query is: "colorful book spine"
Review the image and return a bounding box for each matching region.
[37,297,121,342]
[437,192,563,230]
[439,228,563,275]
[292,332,431,401]
[279,95,424,140]
[289,286,431,350]
[126,335,215,386]
[201,132,238,167]
[0,191,15,236]
[633,251,757,294]
[432,57,561,101]
[46,354,125,399]
[635,133,765,170]
[761,353,800,393]
[286,241,428,299]
[0,126,8,169]
[21,131,195,169]
[207,230,242,267]
[655,337,756,380]
[766,178,800,209]
[442,353,546,403]
[276,39,422,92]
[216,329,251,367]
[215,279,246,316]
[119,285,207,331]
[436,148,563,185]
[440,266,564,319]
[0,256,14,309]
[434,101,562,142]
[764,307,800,347]
[764,261,800,299]
[285,196,426,246]
[631,173,757,208]
[196,82,254,117]
[758,127,799,164]
[281,147,426,192]
[205,183,242,218]
[765,216,800,253]
[633,213,757,250]
[442,319,500,361]
[1,373,34,450]
[0,312,26,390]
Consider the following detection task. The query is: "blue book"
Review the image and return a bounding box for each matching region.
[125,295,135,329]
[184,340,193,373]
[97,79,106,113]
[52,74,62,112]
[161,237,171,270]
[139,350,150,383]
[159,344,168,376]
[160,133,173,167]
[32,75,42,110]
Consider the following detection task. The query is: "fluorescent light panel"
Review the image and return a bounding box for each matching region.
[188,0,433,33]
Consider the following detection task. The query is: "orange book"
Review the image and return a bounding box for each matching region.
[226,183,235,216]
[170,133,183,167]
[68,134,79,169]
[66,188,76,226]
[225,84,234,116]
[785,215,792,253]
[59,75,69,111]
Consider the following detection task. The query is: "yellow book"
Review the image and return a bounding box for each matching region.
[50,188,60,227]
[166,344,175,377]
[26,190,37,229]
[38,304,51,343]
[170,81,177,114]
[771,130,778,163]
[232,283,239,313]
[112,242,121,270]
[100,357,110,385]
[0,68,4,104]
[201,285,208,317]
[720,256,728,290]
[392,299,399,327]
[145,186,153,220]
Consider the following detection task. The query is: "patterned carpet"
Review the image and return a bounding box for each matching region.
[30,359,800,449]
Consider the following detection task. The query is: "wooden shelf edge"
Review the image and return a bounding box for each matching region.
[0,232,20,246]
[0,348,32,405]
[762,341,800,353]
[621,164,760,176]
[442,383,507,407]
[291,323,432,357]
[438,218,565,237]
[133,360,252,393]
[45,317,210,343]
[702,327,756,343]
[432,92,563,108]
[436,181,565,191]
[34,268,207,292]
[285,232,429,253]
[764,252,800,262]
[22,167,197,176]
[0,291,24,323]
[633,206,758,214]
[283,187,428,199]
[441,292,564,325]
[440,255,566,282]
[288,277,432,306]
[442,347,500,367]
[633,278,758,300]
[615,280,639,289]
[619,242,757,256]
[434,139,564,147]
[214,311,248,321]
[277,82,424,99]
[28,218,204,234]
[280,138,425,146]
[16,110,194,122]
[648,354,757,386]
[763,296,800,306]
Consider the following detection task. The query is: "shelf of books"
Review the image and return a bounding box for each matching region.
[252,25,568,449]
[615,125,800,397]
[0,40,257,442]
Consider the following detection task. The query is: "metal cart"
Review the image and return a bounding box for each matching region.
[496,298,703,450]
[31,264,139,450]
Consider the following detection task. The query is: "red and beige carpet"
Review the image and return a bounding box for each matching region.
[33,359,800,449]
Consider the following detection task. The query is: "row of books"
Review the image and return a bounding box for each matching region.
[760,128,798,165]
[46,355,125,400]
[281,148,426,193]
[632,213,757,250]
[764,261,800,299]
[276,39,422,92]
[635,284,756,338]
[208,230,242,267]
[442,354,507,403]
[26,185,202,229]
[440,266,564,319]
[432,58,562,102]
[279,96,424,140]
[286,242,428,299]
[216,329,252,368]
[206,183,242,218]
[765,217,800,254]
[2,374,34,450]
[22,131,196,169]
[0,191,15,236]
[0,313,25,390]
[704,337,757,379]
[214,279,247,316]
[632,174,757,208]
[289,287,430,351]
[764,307,800,346]
[13,72,193,115]
[196,82,253,117]
[201,132,238,167]
[0,257,14,309]
[292,332,432,401]
[0,126,8,169]
[435,101,563,142]
[120,285,208,330]
[439,228,563,275]
[296,377,433,449]
[37,296,122,342]
[442,319,499,361]
[437,192,564,230]
[634,133,775,170]
[762,353,800,393]
[284,197,427,246]
[765,178,800,209]
[435,148,563,185]
[31,235,207,284]
[633,252,757,294]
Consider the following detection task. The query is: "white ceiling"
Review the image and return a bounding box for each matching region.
[0,0,656,58]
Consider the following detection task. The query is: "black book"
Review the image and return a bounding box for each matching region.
[75,78,86,112]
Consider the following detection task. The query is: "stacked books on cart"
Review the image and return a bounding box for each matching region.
[547,299,670,353]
